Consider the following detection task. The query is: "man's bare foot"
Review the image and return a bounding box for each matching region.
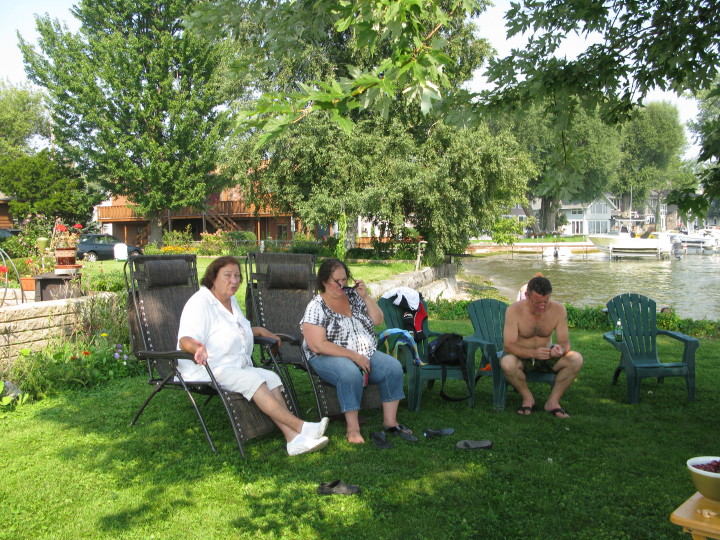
[545,404,570,418]
[517,401,536,415]
[346,431,365,444]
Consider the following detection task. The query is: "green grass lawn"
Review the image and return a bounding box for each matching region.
[2,323,716,539]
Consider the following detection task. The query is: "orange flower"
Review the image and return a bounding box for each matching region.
[0,265,7,274]
[82,350,91,356]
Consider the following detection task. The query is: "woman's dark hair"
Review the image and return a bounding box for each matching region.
[316,258,351,292]
[201,256,242,289]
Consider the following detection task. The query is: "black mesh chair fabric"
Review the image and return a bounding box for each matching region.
[125,254,296,457]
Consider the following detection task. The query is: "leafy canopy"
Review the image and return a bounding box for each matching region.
[185,0,488,146]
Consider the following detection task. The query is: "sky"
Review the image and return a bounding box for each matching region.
[0,0,701,158]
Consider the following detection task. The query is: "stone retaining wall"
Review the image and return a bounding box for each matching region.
[0,294,113,375]
[366,263,457,301]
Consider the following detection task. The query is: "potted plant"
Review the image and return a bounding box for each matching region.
[18,257,48,291]
[51,222,83,268]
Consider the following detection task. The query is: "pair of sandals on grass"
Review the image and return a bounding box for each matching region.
[517,404,570,418]
[371,425,492,450]
[371,424,418,448]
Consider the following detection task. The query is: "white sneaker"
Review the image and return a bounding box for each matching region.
[287,435,329,456]
[302,417,330,440]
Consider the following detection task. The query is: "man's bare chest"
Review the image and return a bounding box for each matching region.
[517,319,554,339]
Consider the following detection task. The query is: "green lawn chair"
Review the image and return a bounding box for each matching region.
[465,299,556,411]
[378,295,474,412]
[604,293,699,404]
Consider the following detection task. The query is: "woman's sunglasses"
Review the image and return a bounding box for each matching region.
[333,277,357,292]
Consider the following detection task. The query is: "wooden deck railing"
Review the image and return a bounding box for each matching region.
[97,200,289,221]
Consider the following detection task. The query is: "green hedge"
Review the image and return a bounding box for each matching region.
[427,299,719,337]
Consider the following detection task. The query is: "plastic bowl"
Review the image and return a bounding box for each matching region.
[687,457,720,501]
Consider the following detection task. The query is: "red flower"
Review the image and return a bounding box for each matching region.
[0,265,7,274]
[82,350,91,356]
[55,225,68,233]
[73,224,83,230]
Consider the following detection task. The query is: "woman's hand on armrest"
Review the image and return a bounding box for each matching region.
[179,336,208,366]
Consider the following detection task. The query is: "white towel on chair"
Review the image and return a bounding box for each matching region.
[381,287,420,311]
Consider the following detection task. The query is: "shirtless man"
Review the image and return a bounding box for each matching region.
[501,275,583,418]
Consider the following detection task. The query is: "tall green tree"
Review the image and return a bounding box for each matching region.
[218,1,507,257]
[0,149,101,225]
[613,102,686,211]
[495,103,622,232]
[0,81,50,160]
[230,115,532,259]
[19,0,233,243]
[681,79,720,216]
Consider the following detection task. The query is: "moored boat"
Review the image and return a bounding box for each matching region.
[588,230,671,259]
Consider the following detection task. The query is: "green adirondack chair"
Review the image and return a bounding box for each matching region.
[604,293,699,404]
[378,296,475,412]
[465,299,556,411]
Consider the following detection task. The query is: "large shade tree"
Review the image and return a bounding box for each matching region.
[230,115,532,259]
[496,103,622,232]
[216,0,528,258]
[612,101,687,213]
[19,0,233,243]
[187,0,720,215]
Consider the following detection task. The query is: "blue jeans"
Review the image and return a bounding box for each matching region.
[308,350,405,413]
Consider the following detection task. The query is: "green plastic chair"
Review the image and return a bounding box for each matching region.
[604,293,699,404]
[378,296,474,412]
[465,299,556,411]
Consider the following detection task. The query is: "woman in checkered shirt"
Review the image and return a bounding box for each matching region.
[302,258,413,444]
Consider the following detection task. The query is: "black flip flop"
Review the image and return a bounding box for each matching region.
[456,440,493,450]
[317,480,361,495]
[423,428,455,438]
[385,424,419,442]
[371,431,393,450]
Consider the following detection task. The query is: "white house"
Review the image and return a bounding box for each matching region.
[557,194,616,235]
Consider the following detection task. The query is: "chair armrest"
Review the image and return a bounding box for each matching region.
[657,329,700,366]
[657,329,700,346]
[254,335,280,347]
[138,349,194,361]
[274,333,301,346]
[602,331,626,352]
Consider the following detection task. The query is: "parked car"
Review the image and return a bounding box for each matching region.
[76,234,143,261]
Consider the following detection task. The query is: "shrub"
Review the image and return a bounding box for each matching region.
[228,230,257,243]
[197,230,231,256]
[82,268,126,293]
[289,241,323,255]
[8,293,140,400]
[141,243,161,255]
[426,298,471,320]
[346,247,374,259]
[564,304,609,330]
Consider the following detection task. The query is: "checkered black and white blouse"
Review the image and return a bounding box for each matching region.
[300,291,377,359]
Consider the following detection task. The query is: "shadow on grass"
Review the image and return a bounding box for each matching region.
[18,330,719,539]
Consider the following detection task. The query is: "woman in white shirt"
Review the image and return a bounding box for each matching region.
[178,256,329,456]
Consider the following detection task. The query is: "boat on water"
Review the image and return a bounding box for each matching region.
[668,231,719,253]
[588,228,672,259]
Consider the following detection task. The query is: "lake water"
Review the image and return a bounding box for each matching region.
[461,251,720,321]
